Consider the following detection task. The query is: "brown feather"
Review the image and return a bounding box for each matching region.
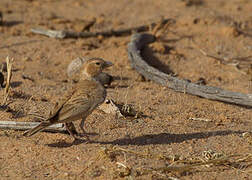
[23,121,52,137]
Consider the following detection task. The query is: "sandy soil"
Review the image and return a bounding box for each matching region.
[0,0,251,179]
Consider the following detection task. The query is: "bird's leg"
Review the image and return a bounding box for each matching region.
[79,117,90,140]
[65,122,79,141]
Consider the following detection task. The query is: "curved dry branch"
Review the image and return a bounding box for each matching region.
[127,33,252,107]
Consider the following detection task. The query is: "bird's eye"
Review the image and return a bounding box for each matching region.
[95,62,101,66]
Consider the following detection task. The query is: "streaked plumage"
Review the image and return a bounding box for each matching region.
[23,57,112,140]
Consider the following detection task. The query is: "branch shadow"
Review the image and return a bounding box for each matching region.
[0,39,42,49]
[1,20,23,27]
[46,130,244,148]
[142,46,174,75]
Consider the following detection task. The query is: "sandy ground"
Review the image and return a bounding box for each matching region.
[0,0,252,179]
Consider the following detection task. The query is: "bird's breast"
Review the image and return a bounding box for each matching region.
[78,80,106,104]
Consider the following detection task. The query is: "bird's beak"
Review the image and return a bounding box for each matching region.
[104,61,113,68]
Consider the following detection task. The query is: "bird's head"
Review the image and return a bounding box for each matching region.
[80,57,113,80]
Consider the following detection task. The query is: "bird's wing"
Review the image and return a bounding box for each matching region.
[48,86,77,121]
[55,91,93,122]
[48,80,105,124]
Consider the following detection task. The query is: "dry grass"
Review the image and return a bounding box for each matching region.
[81,145,252,178]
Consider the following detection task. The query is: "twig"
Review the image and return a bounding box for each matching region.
[2,56,13,105]
[189,117,212,122]
[22,74,35,82]
[154,156,232,172]
[116,162,128,169]
[0,121,66,132]
[191,39,252,66]
[191,39,252,76]
[127,33,252,107]
[31,18,174,39]
[194,43,252,75]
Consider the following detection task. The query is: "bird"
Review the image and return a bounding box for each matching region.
[67,57,113,86]
[23,57,113,140]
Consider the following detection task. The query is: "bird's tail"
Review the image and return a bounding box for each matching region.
[23,121,52,137]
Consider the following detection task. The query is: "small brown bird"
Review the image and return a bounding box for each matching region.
[67,57,113,86]
[23,57,112,140]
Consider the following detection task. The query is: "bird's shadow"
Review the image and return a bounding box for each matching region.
[46,130,243,148]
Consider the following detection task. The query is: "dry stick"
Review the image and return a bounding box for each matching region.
[127,33,252,107]
[189,117,212,122]
[31,18,174,39]
[2,56,13,105]
[0,121,66,132]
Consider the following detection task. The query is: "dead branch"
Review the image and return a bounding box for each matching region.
[0,121,66,132]
[31,18,174,39]
[127,33,252,107]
